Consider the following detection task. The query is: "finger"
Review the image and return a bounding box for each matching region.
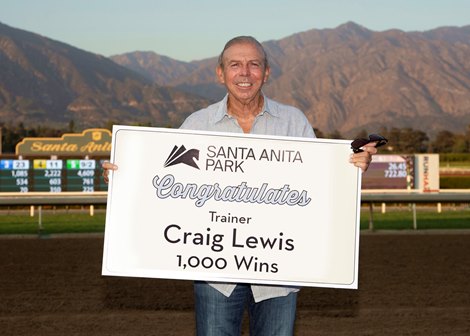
[361,143,378,155]
[102,161,118,170]
[351,158,370,172]
[101,161,118,184]
[102,168,109,184]
[349,151,373,172]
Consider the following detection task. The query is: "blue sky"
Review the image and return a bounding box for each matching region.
[2,0,469,61]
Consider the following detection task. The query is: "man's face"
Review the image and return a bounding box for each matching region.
[216,42,270,104]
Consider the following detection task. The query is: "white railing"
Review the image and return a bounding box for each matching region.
[362,189,470,230]
[1,190,469,231]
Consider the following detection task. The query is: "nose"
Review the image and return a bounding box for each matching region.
[239,64,250,76]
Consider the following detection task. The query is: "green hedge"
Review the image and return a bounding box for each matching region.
[440,176,470,189]
[440,153,470,163]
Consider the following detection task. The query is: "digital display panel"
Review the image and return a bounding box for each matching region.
[0,159,31,192]
[33,159,63,192]
[0,157,108,192]
[66,159,96,192]
[361,155,412,189]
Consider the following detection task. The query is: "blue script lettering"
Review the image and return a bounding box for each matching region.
[152,174,311,208]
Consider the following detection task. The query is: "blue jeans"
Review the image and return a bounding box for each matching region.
[194,281,297,336]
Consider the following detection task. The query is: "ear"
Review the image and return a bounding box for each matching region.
[263,65,271,83]
[216,65,225,84]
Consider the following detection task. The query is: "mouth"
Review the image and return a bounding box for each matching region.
[236,82,253,88]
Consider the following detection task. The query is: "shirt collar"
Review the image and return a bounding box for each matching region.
[213,93,279,124]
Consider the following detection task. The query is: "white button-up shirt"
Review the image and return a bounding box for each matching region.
[179,94,315,302]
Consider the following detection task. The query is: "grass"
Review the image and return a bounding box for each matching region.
[0,206,469,235]
[440,162,470,169]
[360,207,470,230]
[0,211,106,235]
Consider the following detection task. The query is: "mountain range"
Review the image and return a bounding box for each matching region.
[0,22,208,129]
[2,21,470,137]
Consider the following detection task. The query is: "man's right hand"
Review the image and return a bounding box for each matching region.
[102,161,118,184]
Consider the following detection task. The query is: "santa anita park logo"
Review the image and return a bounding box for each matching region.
[164,145,200,170]
[164,144,304,174]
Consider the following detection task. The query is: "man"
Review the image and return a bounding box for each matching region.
[103,36,377,335]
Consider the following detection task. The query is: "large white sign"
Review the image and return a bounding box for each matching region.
[102,126,362,289]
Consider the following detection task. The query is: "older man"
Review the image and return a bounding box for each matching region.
[103,36,376,335]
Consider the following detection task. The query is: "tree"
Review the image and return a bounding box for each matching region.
[353,129,368,140]
[379,127,429,153]
[68,120,76,133]
[452,135,468,153]
[1,125,21,153]
[398,128,429,153]
[464,124,470,151]
[430,130,455,153]
[313,128,324,138]
[0,123,68,153]
[327,130,344,139]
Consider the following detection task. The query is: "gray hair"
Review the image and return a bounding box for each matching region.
[218,36,269,69]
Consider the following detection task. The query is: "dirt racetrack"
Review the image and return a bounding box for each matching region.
[0,232,469,336]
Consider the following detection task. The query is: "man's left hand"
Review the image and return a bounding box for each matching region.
[349,142,377,172]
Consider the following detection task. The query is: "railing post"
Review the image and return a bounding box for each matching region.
[38,205,43,233]
[412,203,417,230]
[368,203,374,231]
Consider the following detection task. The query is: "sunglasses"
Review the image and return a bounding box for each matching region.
[351,134,388,153]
